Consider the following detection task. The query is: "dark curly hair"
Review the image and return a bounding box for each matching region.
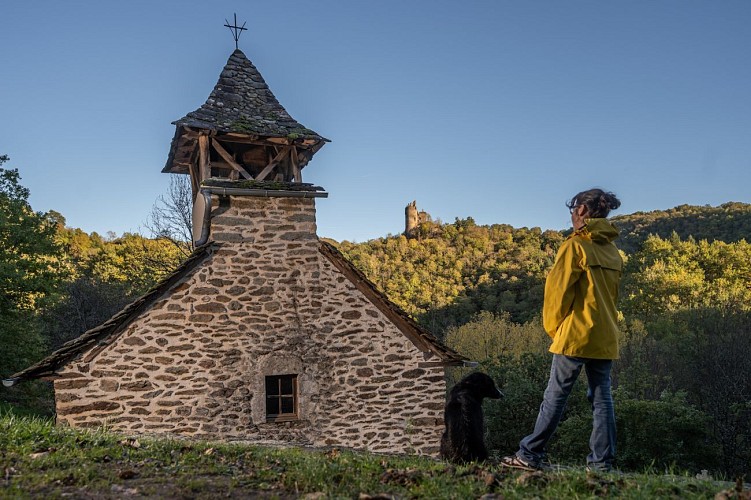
[566,188,621,219]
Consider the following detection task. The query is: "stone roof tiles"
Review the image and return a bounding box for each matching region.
[174,49,327,141]
[201,178,326,193]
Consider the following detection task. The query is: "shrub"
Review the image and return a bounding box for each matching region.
[552,392,720,472]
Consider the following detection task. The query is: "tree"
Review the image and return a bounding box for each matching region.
[0,156,65,378]
[444,311,549,364]
[42,229,184,349]
[621,234,751,319]
[144,174,193,257]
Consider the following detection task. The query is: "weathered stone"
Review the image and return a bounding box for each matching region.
[402,369,426,379]
[420,402,444,411]
[195,303,227,313]
[330,345,354,353]
[90,370,125,378]
[175,406,192,416]
[175,389,204,396]
[57,401,120,416]
[122,337,146,346]
[189,314,214,323]
[156,400,182,407]
[384,354,404,362]
[166,344,195,352]
[263,301,281,312]
[341,310,362,320]
[122,380,154,392]
[198,359,216,369]
[55,392,79,403]
[142,389,164,399]
[56,379,91,390]
[153,312,187,321]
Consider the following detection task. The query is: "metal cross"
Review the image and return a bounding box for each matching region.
[224,13,247,50]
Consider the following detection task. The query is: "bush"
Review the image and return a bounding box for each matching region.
[553,392,720,472]
[479,353,588,458]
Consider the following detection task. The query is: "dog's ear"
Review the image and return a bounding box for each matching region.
[486,376,504,399]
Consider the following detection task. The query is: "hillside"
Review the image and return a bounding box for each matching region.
[612,202,751,253]
[336,202,751,333]
[337,220,564,329]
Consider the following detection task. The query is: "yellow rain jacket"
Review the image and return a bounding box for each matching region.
[544,218,623,359]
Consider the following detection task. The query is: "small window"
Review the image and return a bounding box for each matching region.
[265,374,298,421]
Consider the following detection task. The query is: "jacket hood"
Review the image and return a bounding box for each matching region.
[580,218,619,243]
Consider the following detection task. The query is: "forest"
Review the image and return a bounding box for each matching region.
[337,206,751,476]
[2,154,750,476]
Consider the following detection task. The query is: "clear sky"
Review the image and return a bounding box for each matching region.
[2,1,750,242]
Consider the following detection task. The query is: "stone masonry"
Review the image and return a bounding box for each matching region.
[53,194,449,455]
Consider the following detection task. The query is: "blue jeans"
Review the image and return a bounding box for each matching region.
[517,354,616,470]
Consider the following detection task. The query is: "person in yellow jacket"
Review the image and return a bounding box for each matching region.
[502,188,622,473]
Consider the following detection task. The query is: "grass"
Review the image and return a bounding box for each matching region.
[0,409,740,499]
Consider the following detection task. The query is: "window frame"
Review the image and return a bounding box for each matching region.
[265,374,299,422]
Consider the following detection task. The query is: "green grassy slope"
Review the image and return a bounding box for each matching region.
[0,413,738,499]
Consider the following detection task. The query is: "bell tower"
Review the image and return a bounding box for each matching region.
[163,48,329,200]
[163,28,329,247]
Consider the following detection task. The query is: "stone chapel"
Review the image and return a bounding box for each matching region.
[4,48,468,455]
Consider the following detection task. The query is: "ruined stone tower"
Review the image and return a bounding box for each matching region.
[405,201,419,236]
[404,201,432,238]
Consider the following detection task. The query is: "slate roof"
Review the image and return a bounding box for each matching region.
[174,49,328,141]
[202,178,326,193]
[3,240,466,387]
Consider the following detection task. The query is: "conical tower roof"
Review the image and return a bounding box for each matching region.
[164,49,328,175]
[174,49,326,140]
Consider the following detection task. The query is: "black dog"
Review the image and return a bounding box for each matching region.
[440,372,504,463]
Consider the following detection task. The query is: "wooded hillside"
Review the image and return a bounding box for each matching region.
[335,204,751,476]
[337,203,751,337]
[612,201,751,253]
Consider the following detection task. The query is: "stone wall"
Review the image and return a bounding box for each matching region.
[54,194,447,455]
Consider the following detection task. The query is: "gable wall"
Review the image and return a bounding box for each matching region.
[54,195,446,455]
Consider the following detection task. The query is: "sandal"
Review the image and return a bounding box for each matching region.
[499,455,541,471]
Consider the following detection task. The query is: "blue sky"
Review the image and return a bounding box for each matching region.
[2,1,750,242]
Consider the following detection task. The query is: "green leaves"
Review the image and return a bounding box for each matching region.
[621,234,751,318]
[0,158,65,378]
[338,220,563,336]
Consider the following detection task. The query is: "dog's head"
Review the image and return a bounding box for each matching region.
[457,372,504,399]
